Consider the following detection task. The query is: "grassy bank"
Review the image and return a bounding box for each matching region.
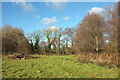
[2,55,118,78]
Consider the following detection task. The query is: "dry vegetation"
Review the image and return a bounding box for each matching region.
[75,53,118,67]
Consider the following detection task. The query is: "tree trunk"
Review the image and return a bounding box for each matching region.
[95,35,99,54]
[58,37,60,50]
[66,42,68,49]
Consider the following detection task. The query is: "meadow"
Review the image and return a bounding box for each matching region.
[2,55,118,78]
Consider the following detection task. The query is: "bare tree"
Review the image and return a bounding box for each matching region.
[27,31,42,54]
[104,3,119,52]
[74,13,105,54]
[57,28,63,50]
[43,27,59,52]
[2,25,30,54]
[63,27,74,49]
[43,28,53,50]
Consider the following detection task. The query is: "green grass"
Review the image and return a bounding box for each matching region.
[2,55,118,78]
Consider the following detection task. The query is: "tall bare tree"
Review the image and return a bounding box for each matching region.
[105,3,119,52]
[43,28,53,49]
[74,13,105,54]
[63,27,74,49]
[57,28,63,50]
[27,31,42,53]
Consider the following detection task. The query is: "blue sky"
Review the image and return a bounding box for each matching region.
[2,2,114,34]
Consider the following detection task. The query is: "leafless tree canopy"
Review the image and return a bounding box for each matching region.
[74,13,105,53]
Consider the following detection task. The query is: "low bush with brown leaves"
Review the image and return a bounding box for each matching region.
[75,52,118,67]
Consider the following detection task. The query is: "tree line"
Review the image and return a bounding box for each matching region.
[2,25,75,55]
[2,2,119,56]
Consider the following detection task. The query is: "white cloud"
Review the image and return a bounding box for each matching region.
[62,16,71,21]
[10,0,35,12]
[45,0,68,10]
[46,2,66,10]
[47,26,57,31]
[51,2,66,10]
[41,17,58,25]
[88,7,105,17]
[32,15,40,19]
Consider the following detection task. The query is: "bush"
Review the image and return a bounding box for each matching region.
[76,52,118,67]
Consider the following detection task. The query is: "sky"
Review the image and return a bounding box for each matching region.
[2,2,114,34]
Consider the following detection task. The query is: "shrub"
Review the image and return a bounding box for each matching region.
[76,52,118,67]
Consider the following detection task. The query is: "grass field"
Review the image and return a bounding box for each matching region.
[2,55,118,78]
